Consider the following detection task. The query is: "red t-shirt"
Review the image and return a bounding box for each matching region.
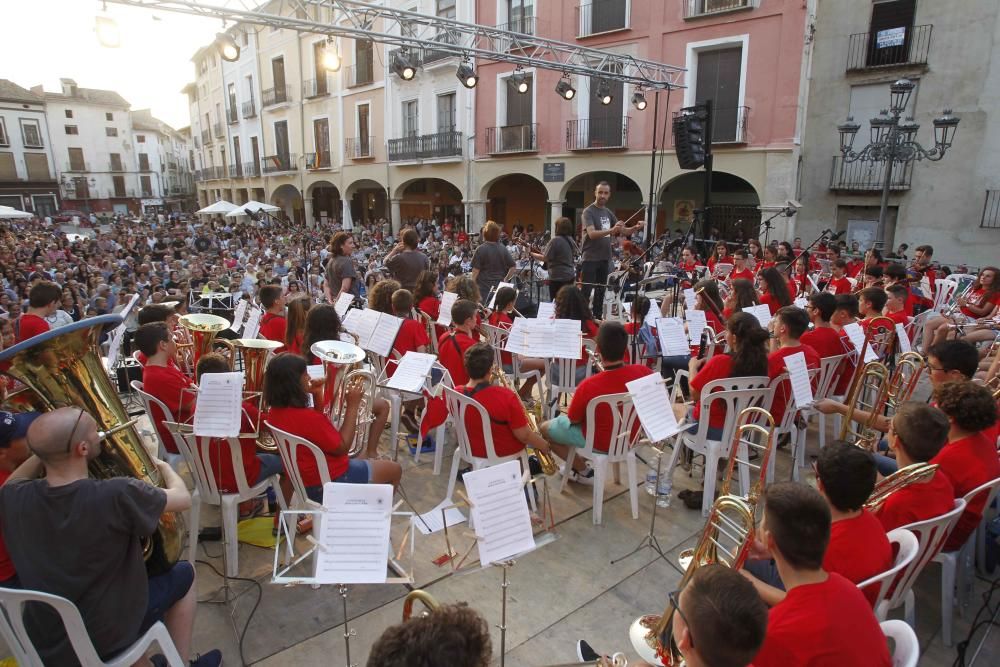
[135,351,181,371]
[266,406,347,486]
[418,295,440,322]
[824,510,893,607]
[932,432,1000,550]
[961,288,1000,318]
[690,354,734,429]
[259,312,287,350]
[876,470,955,533]
[460,384,528,457]
[392,318,430,359]
[15,313,49,343]
[753,573,892,667]
[200,401,263,492]
[847,260,865,278]
[833,328,857,396]
[826,276,852,295]
[0,470,13,581]
[767,344,820,425]
[801,326,845,360]
[885,309,909,330]
[760,292,782,316]
[438,331,478,387]
[142,363,197,453]
[729,267,754,282]
[567,364,652,452]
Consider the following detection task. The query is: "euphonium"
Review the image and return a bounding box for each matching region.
[493,365,558,476]
[310,340,376,457]
[864,462,940,513]
[402,589,440,620]
[179,313,235,369]
[838,360,891,451]
[629,494,757,666]
[234,338,283,393]
[0,314,183,575]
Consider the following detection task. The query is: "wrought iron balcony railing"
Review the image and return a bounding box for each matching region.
[485,124,538,154]
[345,136,376,159]
[576,0,629,38]
[262,153,297,173]
[262,85,292,108]
[683,0,754,19]
[670,105,750,144]
[241,100,257,119]
[346,63,374,88]
[846,24,932,72]
[306,152,332,169]
[566,117,629,150]
[388,131,462,161]
[829,156,913,191]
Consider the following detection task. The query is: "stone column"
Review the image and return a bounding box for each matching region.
[303,197,314,228]
[464,200,486,233]
[548,199,565,236]
[390,198,402,234]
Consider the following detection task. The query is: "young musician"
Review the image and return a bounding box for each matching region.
[706,242,730,274]
[884,263,918,316]
[263,353,401,502]
[258,284,287,349]
[283,296,310,356]
[729,249,754,282]
[883,284,911,330]
[368,603,492,667]
[0,410,39,588]
[15,281,60,343]
[875,402,955,532]
[136,321,196,453]
[0,408,221,666]
[922,266,1000,350]
[540,321,652,484]
[390,289,430,358]
[437,299,480,387]
[134,303,182,367]
[722,278,759,320]
[857,287,887,332]
[800,292,845,360]
[825,259,853,295]
[767,306,820,426]
[748,483,892,667]
[758,267,792,316]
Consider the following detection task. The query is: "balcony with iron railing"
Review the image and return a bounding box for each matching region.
[200,129,210,145]
[829,156,913,192]
[111,189,139,198]
[981,190,1000,230]
[228,163,243,178]
[683,0,754,20]
[262,153,297,173]
[226,106,239,124]
[346,62,375,88]
[846,24,932,72]
[306,152,332,170]
[670,106,750,145]
[576,0,629,38]
[486,124,538,154]
[262,85,292,108]
[497,15,537,35]
[566,117,630,150]
[303,75,331,99]
[388,131,462,162]
[141,189,154,198]
[213,123,224,138]
[345,136,376,160]
[241,100,257,119]
[202,166,226,180]
[387,39,458,76]
[243,161,261,177]
[64,161,89,172]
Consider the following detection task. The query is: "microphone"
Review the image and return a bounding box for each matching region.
[827,230,846,241]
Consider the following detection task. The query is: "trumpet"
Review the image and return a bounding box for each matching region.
[493,365,559,476]
[865,462,940,513]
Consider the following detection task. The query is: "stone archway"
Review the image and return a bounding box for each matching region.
[393,178,464,229]
[482,173,549,234]
[344,178,387,228]
[307,180,341,227]
[269,184,303,225]
[560,171,645,236]
[658,171,761,242]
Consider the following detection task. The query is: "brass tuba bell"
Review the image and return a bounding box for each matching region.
[178,313,235,370]
[233,338,283,393]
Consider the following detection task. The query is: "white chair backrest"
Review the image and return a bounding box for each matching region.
[581,391,639,459]
[691,376,770,446]
[959,475,1000,538]
[887,499,967,609]
[932,279,958,312]
[265,420,334,505]
[131,379,183,453]
[481,323,508,370]
[881,619,919,667]
[857,528,919,611]
[165,422,255,504]
[814,353,847,402]
[766,368,820,433]
[442,386,501,462]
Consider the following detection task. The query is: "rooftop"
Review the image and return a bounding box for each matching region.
[0,79,43,104]
[33,78,130,109]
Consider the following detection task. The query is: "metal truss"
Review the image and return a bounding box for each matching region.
[104,0,686,89]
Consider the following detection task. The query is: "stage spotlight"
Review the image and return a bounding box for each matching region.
[95,15,121,48]
[457,62,479,89]
[392,52,416,81]
[216,33,240,62]
[555,75,576,101]
[511,67,529,94]
[321,42,341,72]
[631,90,648,111]
[595,79,613,106]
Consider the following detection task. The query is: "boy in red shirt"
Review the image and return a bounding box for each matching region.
[931,381,1000,551]
[437,299,479,387]
[748,482,892,667]
[857,287,887,332]
[135,321,196,453]
[134,304,182,368]
[15,281,60,343]
[728,249,754,282]
[800,292,846,360]
[390,289,430,359]
[257,285,287,350]
[884,284,911,330]
[767,306,820,426]
[540,321,652,484]
[875,402,955,532]
[830,294,860,396]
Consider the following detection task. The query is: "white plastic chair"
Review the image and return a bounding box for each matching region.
[881,619,919,667]
[131,379,184,470]
[0,587,184,667]
[857,528,919,612]
[932,278,958,313]
[932,475,1000,646]
[265,421,335,511]
[441,386,537,513]
[795,353,846,456]
[166,422,287,577]
[876,499,966,628]
[557,392,641,524]
[666,376,771,517]
[544,339,595,419]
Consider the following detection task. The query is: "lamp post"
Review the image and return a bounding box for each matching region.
[836,78,960,246]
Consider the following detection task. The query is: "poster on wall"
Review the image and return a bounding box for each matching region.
[846,219,879,253]
[673,200,695,223]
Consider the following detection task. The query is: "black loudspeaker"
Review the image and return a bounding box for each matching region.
[673,113,706,170]
[515,292,537,318]
[116,360,143,393]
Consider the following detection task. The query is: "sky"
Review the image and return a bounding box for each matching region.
[5,0,221,130]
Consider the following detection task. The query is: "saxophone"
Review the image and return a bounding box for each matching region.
[493,365,559,475]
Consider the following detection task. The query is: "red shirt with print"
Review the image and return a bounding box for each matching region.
[200,401,264,492]
[767,344,820,425]
[824,510,893,607]
[15,313,49,344]
[826,276,852,295]
[142,363,197,453]
[259,313,287,350]
[876,470,955,533]
[690,354,734,429]
[752,573,892,667]
[459,384,527,457]
[437,331,478,387]
[566,364,652,452]
[729,267,754,282]
[932,432,1000,551]
[266,406,347,486]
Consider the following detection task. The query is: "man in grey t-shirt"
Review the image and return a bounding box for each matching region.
[384,228,430,292]
[580,181,627,316]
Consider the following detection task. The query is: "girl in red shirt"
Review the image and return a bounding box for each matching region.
[413,269,446,340]
[758,245,778,272]
[758,267,793,315]
[263,353,401,503]
[922,266,1000,352]
[283,296,310,356]
[723,278,759,320]
[706,242,730,275]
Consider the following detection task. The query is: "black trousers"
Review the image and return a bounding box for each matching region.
[580,259,610,316]
[546,278,573,302]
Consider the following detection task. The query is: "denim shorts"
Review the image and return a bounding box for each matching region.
[141,561,195,633]
[254,453,285,484]
[305,459,372,503]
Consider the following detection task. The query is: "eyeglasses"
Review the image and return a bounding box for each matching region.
[63,409,86,454]
[668,589,694,652]
[924,360,945,372]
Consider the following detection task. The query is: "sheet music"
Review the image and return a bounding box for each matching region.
[743,304,772,329]
[842,322,877,362]
[643,298,660,328]
[685,309,707,345]
[119,293,141,320]
[193,372,243,437]
[783,351,814,408]
[315,483,393,584]
[794,297,809,309]
[366,313,402,358]
[105,324,127,370]
[895,323,912,353]
[413,499,466,536]
[352,308,381,351]
[385,351,437,393]
[334,292,354,318]
[229,298,248,332]
[243,309,262,339]
[503,317,531,356]
[487,282,517,310]
[535,301,555,319]
[627,373,683,442]
[549,319,583,359]
[655,317,690,357]
[437,292,458,327]
[342,308,363,335]
[463,460,536,566]
[683,288,697,311]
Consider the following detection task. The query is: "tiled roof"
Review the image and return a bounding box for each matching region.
[0,79,43,104]
[42,86,130,109]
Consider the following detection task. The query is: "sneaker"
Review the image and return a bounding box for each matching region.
[569,466,595,486]
[577,640,601,662]
[190,649,222,667]
[408,435,436,455]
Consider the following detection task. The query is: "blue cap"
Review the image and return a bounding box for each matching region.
[0,411,41,447]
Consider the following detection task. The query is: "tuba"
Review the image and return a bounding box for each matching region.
[493,364,558,476]
[401,589,440,621]
[865,462,940,513]
[310,340,377,457]
[234,338,283,393]
[0,315,183,575]
[178,313,235,370]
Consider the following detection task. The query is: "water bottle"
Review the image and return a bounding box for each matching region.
[645,451,660,495]
[656,477,673,508]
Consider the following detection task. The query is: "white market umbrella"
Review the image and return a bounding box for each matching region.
[0,205,33,219]
[225,200,281,218]
[196,200,238,215]
[342,199,353,231]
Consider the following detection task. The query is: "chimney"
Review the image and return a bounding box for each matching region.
[30,85,44,95]
[59,78,77,96]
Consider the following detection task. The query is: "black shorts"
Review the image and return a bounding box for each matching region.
[140,561,195,633]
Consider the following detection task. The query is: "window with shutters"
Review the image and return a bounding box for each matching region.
[65,125,78,135]
[694,45,744,143]
[866,0,917,67]
[403,100,419,137]
[578,0,628,38]
[112,176,126,197]
[356,40,374,84]
[587,67,625,148]
[24,153,50,180]
[106,127,118,137]
[20,119,42,147]
[0,153,16,180]
[0,119,7,146]
[437,93,456,133]
[65,109,73,119]
[110,153,123,171]
[106,112,113,121]
[139,153,150,171]
[140,175,152,196]
[68,147,85,171]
